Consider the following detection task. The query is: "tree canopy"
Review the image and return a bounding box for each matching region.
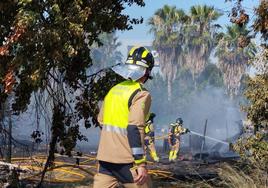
[0,0,143,183]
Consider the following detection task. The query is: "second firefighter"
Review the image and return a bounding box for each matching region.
[144,113,159,162]
[168,118,190,162]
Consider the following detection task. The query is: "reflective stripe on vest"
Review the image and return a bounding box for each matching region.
[102,80,142,134]
[102,124,127,136]
[131,147,144,155]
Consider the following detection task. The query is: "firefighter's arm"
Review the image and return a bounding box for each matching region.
[127,91,151,165]
[181,127,190,134]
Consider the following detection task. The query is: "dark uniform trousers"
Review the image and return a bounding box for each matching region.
[93,161,152,188]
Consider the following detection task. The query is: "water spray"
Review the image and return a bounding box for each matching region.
[190,130,230,145]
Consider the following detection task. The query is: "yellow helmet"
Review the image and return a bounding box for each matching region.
[112,46,154,81]
[126,46,154,71]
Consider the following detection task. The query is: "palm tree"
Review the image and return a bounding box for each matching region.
[148,5,188,101]
[91,32,122,71]
[184,5,222,85]
[215,25,256,97]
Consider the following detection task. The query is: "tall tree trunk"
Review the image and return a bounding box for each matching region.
[38,103,64,187]
[167,75,172,101]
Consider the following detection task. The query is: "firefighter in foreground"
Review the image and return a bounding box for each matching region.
[93,46,155,188]
[168,118,190,162]
[144,113,159,162]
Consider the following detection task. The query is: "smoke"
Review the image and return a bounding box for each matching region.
[185,86,242,136]
[154,86,244,154]
[9,83,244,155]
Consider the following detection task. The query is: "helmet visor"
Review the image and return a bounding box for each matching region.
[112,64,146,81]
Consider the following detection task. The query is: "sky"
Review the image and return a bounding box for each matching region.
[117,0,259,58]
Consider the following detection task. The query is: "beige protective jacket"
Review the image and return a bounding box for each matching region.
[97,89,151,164]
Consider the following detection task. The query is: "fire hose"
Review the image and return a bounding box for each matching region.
[4,154,178,183]
[189,130,230,145]
[154,131,230,145]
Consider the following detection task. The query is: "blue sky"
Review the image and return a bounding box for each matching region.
[117,0,258,57]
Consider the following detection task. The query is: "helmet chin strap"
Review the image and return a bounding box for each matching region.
[143,69,153,83]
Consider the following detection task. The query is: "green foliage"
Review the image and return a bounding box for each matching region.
[148,5,188,48]
[75,69,125,128]
[234,133,268,170]
[185,5,222,52]
[0,0,144,157]
[244,75,268,128]
[91,32,123,70]
[237,74,267,169]
[148,5,222,100]
[253,1,268,44]
[215,24,256,97]
[229,0,268,173]
[197,63,224,88]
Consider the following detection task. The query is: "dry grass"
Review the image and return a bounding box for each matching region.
[216,162,267,188]
[154,162,267,188]
[217,163,256,188]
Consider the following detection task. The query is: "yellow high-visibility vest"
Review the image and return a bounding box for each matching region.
[170,123,185,135]
[102,80,142,135]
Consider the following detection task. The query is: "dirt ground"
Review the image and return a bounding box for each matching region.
[1,150,240,187]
